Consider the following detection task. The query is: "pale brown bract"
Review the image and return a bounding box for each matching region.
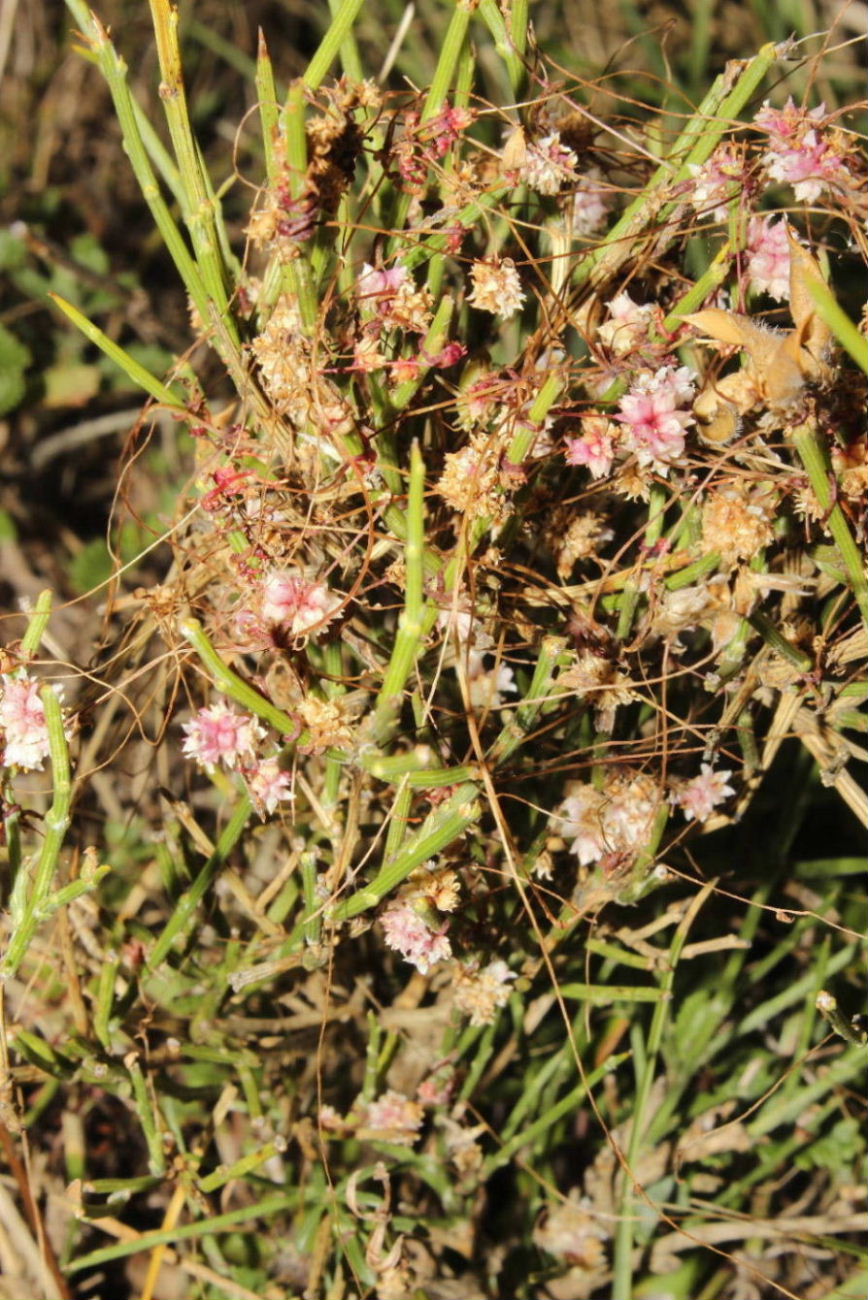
[683,224,833,443]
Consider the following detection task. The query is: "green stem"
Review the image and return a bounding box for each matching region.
[147,794,253,968]
[303,0,367,91]
[373,440,428,737]
[478,0,527,98]
[62,2,211,321]
[20,589,53,657]
[487,636,567,765]
[421,1,473,124]
[256,30,281,186]
[1,687,71,977]
[330,783,481,921]
[126,1054,167,1173]
[791,421,868,625]
[147,0,238,341]
[612,884,714,1299]
[574,44,778,293]
[179,619,298,736]
[49,294,185,410]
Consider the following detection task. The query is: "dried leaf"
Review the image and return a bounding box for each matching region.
[786,223,833,366]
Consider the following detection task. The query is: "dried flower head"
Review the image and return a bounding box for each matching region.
[467,257,525,319]
[559,650,638,729]
[598,292,656,356]
[701,485,776,565]
[548,512,614,579]
[556,770,661,866]
[436,433,512,528]
[296,695,354,752]
[520,130,578,195]
[453,959,516,1026]
[250,295,354,440]
[360,1090,424,1145]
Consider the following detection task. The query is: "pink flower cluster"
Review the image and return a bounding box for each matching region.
[0,673,54,771]
[754,98,850,202]
[746,216,791,301]
[520,131,578,196]
[380,899,452,974]
[565,416,617,479]
[617,365,696,471]
[690,144,745,223]
[357,262,409,305]
[571,168,614,236]
[181,704,263,772]
[261,570,342,638]
[245,755,294,815]
[181,703,293,815]
[360,1089,425,1144]
[421,104,474,160]
[671,764,735,822]
[557,772,661,866]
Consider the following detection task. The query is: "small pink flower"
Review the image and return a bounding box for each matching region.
[746,216,791,301]
[617,365,696,471]
[0,674,52,770]
[565,416,617,479]
[380,900,452,974]
[428,341,467,368]
[755,98,818,140]
[417,1072,454,1106]
[245,755,294,816]
[672,764,735,822]
[181,704,263,772]
[261,570,342,638]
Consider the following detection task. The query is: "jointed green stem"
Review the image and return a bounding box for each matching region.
[330,783,481,922]
[373,441,429,738]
